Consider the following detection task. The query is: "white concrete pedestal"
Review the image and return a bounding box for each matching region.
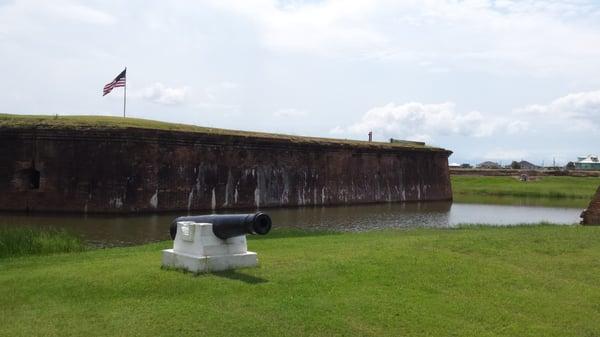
[162,222,258,273]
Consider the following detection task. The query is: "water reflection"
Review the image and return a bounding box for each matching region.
[0,201,583,246]
[453,194,589,208]
[272,202,453,231]
[0,213,170,247]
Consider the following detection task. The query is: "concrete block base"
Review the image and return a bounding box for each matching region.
[162,222,260,273]
[162,249,258,273]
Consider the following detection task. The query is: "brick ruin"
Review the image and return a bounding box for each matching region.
[581,186,600,225]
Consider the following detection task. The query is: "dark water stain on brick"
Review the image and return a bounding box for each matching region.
[0,128,452,213]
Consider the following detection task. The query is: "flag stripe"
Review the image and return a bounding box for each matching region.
[102,69,126,96]
[103,81,125,90]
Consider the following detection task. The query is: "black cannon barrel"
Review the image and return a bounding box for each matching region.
[169,212,272,240]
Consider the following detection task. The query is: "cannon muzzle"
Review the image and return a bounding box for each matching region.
[169,212,272,240]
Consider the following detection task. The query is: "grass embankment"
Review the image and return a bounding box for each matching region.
[452,175,600,200]
[2,226,600,337]
[0,114,441,150]
[0,228,84,258]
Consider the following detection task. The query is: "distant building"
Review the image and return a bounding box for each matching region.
[518,160,541,170]
[477,161,501,169]
[448,162,461,168]
[460,163,473,169]
[575,155,600,170]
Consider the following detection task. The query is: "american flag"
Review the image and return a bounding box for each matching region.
[103,68,126,96]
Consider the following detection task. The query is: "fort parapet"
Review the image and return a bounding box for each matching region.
[582,186,600,225]
[0,116,452,213]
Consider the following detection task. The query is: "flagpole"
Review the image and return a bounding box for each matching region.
[123,67,127,118]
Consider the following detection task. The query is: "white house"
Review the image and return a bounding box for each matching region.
[575,155,600,170]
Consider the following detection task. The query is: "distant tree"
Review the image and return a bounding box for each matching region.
[566,162,576,170]
[460,163,472,169]
[510,161,521,169]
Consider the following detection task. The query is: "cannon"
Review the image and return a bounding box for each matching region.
[162,212,272,273]
[169,212,272,240]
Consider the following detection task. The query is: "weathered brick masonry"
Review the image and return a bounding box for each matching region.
[581,186,600,225]
[0,127,452,213]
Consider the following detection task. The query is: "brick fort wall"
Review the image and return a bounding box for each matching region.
[0,127,452,213]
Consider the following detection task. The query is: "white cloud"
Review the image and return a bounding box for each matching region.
[519,90,600,132]
[340,101,501,141]
[273,108,307,117]
[339,88,600,143]
[208,0,386,55]
[334,88,600,162]
[140,83,189,106]
[208,0,600,76]
[0,0,116,33]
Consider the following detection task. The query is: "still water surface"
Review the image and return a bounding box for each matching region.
[0,200,583,246]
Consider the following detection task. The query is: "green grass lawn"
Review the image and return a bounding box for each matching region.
[452,175,600,200]
[2,226,600,337]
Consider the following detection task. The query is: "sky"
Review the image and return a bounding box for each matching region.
[1,0,600,165]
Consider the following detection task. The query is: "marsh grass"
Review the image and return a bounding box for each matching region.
[0,228,85,258]
[452,175,600,200]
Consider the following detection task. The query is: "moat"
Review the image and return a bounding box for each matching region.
[0,199,583,246]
